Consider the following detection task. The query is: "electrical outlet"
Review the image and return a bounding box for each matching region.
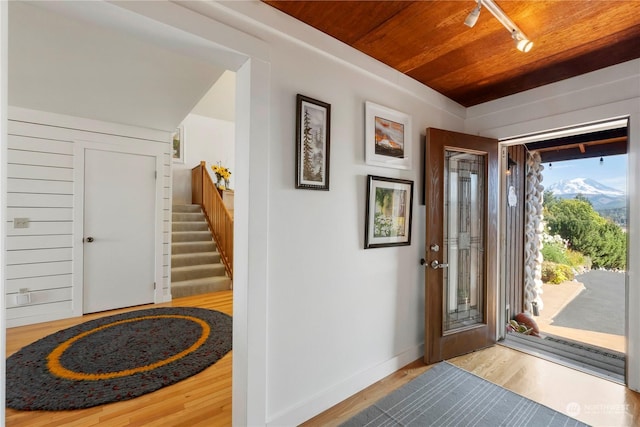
[14,218,30,229]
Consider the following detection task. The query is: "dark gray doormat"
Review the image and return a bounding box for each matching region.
[340,361,589,426]
[503,332,625,383]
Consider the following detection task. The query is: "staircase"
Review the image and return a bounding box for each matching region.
[171,204,231,298]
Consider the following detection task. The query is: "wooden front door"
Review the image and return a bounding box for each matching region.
[424,128,499,364]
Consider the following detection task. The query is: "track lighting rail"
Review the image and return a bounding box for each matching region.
[465,0,533,52]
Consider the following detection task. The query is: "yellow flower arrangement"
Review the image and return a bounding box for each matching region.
[212,164,232,181]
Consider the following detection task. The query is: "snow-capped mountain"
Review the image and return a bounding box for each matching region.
[546,178,624,197]
[546,178,625,211]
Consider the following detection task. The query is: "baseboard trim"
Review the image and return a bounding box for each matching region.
[6,309,79,329]
[266,344,424,427]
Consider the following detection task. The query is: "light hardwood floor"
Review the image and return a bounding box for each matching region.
[6,291,233,427]
[7,293,640,426]
[303,345,640,427]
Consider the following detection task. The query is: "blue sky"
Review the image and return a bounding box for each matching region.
[541,154,627,193]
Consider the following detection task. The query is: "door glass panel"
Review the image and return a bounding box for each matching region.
[443,150,485,333]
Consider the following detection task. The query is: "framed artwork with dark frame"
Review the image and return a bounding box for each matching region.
[365,175,414,249]
[296,94,331,190]
[365,101,412,170]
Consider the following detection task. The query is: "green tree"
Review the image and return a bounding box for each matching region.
[543,190,559,210]
[594,221,627,269]
[546,198,597,251]
[544,196,626,269]
[575,193,592,206]
[542,190,558,225]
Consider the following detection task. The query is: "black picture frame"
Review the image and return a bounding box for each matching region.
[296,94,331,190]
[365,175,414,249]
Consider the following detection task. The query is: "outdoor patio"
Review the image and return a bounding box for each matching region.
[536,271,625,353]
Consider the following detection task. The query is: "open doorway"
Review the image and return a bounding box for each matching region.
[500,118,629,383]
[170,71,236,299]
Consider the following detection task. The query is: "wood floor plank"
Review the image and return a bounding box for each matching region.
[303,345,640,427]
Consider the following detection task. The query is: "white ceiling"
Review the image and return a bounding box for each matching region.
[191,70,236,123]
[8,1,228,132]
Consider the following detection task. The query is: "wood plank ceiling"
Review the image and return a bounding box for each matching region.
[262,1,640,107]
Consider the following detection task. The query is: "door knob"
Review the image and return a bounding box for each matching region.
[430,260,449,269]
[85,237,94,243]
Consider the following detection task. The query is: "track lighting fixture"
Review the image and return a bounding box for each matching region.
[511,30,533,53]
[464,0,533,52]
[464,1,481,28]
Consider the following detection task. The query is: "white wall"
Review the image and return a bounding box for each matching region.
[5,118,74,323]
[464,59,640,390]
[172,113,235,205]
[192,70,236,123]
[0,1,7,423]
[181,2,464,425]
[4,108,172,327]
[265,39,432,425]
[8,1,225,132]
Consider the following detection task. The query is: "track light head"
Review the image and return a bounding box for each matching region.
[465,2,481,28]
[467,0,534,52]
[512,30,533,52]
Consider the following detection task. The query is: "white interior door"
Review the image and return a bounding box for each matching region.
[83,148,156,313]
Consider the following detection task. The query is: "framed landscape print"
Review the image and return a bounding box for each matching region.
[172,126,184,164]
[365,101,412,170]
[296,94,331,190]
[365,175,414,248]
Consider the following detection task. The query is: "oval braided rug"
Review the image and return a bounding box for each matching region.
[6,307,232,411]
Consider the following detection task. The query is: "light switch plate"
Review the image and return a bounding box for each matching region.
[14,218,29,228]
[15,293,31,305]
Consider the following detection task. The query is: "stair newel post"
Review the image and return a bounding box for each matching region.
[191,161,206,206]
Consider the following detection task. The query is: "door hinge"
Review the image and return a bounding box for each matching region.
[155,171,158,179]
[153,282,157,290]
